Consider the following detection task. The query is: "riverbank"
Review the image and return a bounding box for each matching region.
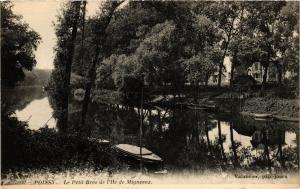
[90,88,299,119]
[1,115,118,173]
[241,97,299,118]
[3,88,299,180]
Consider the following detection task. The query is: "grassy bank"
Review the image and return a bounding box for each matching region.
[241,97,299,118]
[89,87,299,119]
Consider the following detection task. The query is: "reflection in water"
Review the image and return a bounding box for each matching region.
[208,121,252,153]
[2,86,46,112]
[15,97,56,130]
[68,103,298,172]
[9,87,299,172]
[286,132,297,148]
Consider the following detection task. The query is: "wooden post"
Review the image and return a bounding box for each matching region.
[140,76,144,172]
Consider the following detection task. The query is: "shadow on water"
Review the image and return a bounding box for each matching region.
[2,86,46,113]
[2,86,56,130]
[7,87,299,173]
[68,101,299,173]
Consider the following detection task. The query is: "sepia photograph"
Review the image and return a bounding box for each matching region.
[1,0,299,188]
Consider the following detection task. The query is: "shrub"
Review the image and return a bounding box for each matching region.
[1,115,116,172]
[232,75,256,91]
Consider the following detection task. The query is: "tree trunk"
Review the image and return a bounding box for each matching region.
[139,85,144,172]
[193,82,198,103]
[296,132,299,167]
[230,56,236,87]
[217,62,223,88]
[230,123,239,167]
[61,2,81,133]
[148,109,153,133]
[218,120,227,164]
[218,43,230,88]
[277,65,282,85]
[205,74,209,87]
[158,110,162,132]
[80,46,100,132]
[172,84,177,110]
[217,19,235,88]
[80,1,123,130]
[278,144,285,169]
[263,130,272,172]
[204,119,211,155]
[80,1,86,66]
[261,64,269,94]
[216,8,240,88]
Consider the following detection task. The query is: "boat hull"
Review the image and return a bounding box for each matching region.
[253,113,273,118]
[112,144,163,170]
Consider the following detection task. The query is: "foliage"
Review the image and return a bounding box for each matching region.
[230,37,261,68]
[95,5,190,103]
[18,69,52,86]
[232,75,256,91]
[1,2,41,87]
[193,2,246,87]
[52,1,299,105]
[47,1,83,131]
[46,1,299,133]
[95,2,221,102]
[183,48,221,85]
[244,1,298,86]
[1,115,116,172]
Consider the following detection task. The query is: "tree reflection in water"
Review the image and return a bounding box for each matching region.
[66,101,299,173]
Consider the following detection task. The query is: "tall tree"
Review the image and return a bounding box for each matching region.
[245,2,286,91]
[1,2,41,87]
[228,36,260,86]
[194,2,245,87]
[182,13,220,98]
[80,1,124,130]
[92,2,195,112]
[273,2,299,84]
[48,1,82,132]
[183,48,220,101]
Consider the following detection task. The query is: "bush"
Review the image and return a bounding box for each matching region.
[1,116,116,172]
[273,85,298,99]
[232,75,256,91]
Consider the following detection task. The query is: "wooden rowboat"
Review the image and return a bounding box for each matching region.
[253,113,273,119]
[112,144,163,163]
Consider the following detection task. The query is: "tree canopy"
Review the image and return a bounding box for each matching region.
[47,1,299,132]
[1,2,41,87]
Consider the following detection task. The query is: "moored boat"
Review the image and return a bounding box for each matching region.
[254,117,274,121]
[112,144,163,163]
[253,113,273,119]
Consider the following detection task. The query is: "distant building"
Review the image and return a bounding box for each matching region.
[197,56,295,86]
[247,62,277,83]
[208,72,228,85]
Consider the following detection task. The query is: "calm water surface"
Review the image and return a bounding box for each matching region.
[8,87,300,172]
[15,97,56,130]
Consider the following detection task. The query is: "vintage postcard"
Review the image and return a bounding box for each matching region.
[1,0,299,189]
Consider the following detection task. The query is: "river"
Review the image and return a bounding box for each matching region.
[5,86,299,172]
[15,97,56,130]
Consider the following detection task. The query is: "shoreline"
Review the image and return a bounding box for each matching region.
[239,111,300,122]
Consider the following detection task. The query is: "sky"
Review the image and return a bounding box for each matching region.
[12,0,100,70]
